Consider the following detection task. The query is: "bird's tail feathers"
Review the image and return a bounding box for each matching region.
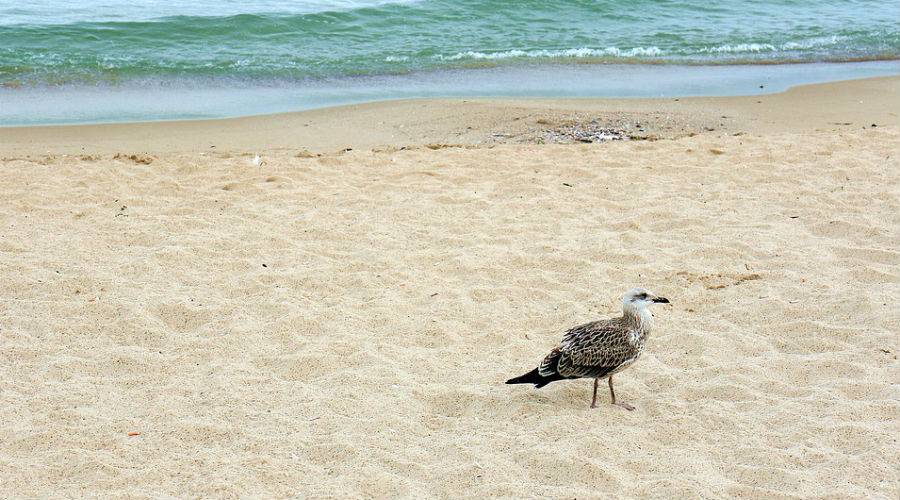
[505,368,565,388]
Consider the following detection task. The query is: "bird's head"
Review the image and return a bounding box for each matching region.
[622,287,670,309]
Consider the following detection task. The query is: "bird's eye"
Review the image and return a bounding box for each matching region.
[636,293,647,300]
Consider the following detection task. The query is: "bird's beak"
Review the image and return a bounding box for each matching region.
[653,296,670,304]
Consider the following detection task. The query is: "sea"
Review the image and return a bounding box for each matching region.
[1,0,898,125]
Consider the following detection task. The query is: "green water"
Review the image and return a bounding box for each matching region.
[2,0,898,86]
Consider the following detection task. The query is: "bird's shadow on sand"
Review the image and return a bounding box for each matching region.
[500,382,607,412]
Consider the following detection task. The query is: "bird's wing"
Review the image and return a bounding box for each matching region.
[537,347,563,377]
[554,319,638,379]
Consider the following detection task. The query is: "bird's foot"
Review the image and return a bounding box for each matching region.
[614,402,635,411]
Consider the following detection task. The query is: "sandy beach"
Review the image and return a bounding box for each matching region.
[1,77,898,498]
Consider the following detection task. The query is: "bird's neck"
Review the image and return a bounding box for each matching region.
[623,303,653,333]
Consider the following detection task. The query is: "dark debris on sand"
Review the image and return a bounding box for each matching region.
[485,111,714,145]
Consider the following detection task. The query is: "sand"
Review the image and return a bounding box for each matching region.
[1,77,898,498]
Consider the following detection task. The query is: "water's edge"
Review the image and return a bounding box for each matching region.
[2,61,898,127]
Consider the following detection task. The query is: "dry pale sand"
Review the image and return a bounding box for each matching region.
[1,77,899,498]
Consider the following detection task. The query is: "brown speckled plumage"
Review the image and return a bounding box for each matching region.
[506,288,669,409]
[539,314,647,380]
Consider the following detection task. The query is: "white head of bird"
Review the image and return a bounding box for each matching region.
[623,287,669,307]
[622,287,669,321]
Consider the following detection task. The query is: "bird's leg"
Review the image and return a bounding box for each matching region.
[609,375,634,411]
[590,378,600,409]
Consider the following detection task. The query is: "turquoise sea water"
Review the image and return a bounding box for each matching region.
[3,0,899,85]
[1,0,898,124]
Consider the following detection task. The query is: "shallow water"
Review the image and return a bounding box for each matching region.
[2,61,898,126]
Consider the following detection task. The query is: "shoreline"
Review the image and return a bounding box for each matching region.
[1,75,898,156]
[1,60,897,129]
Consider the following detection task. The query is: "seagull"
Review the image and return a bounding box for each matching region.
[506,287,669,410]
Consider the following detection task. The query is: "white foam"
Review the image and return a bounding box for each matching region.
[434,47,664,61]
[700,43,777,54]
[701,36,848,54]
